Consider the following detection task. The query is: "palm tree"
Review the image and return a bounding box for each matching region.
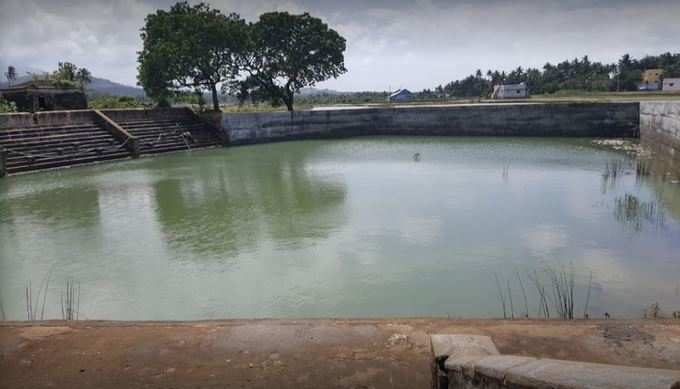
[5,66,17,86]
[75,68,92,91]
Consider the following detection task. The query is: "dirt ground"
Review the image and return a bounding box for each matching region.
[1,319,680,389]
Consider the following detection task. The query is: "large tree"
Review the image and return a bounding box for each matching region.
[137,2,248,110]
[236,12,347,111]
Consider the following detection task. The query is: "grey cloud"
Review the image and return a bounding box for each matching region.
[1,0,679,91]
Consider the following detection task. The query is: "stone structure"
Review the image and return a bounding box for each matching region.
[0,108,220,175]
[640,101,680,176]
[221,103,639,144]
[431,334,680,389]
[0,80,87,112]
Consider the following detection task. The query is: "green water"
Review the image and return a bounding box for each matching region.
[1,137,679,320]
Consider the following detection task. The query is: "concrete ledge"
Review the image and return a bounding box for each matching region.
[432,334,680,389]
[0,109,97,130]
[432,334,500,359]
[93,110,139,157]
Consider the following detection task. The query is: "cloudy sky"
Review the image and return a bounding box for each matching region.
[1,0,680,91]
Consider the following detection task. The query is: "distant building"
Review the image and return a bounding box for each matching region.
[491,83,528,99]
[388,89,413,102]
[642,69,664,84]
[0,80,87,112]
[639,69,664,91]
[663,78,680,92]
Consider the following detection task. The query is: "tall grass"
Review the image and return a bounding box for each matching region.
[0,291,5,321]
[24,270,53,321]
[495,264,594,320]
[545,264,575,319]
[516,272,530,318]
[493,272,508,319]
[61,280,80,321]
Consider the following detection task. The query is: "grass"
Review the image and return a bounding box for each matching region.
[497,264,594,320]
[0,291,5,321]
[61,279,80,321]
[24,270,53,321]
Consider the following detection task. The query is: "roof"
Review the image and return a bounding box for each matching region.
[0,79,80,93]
[496,82,526,89]
[389,89,412,98]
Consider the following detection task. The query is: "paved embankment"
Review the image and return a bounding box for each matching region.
[1,319,679,388]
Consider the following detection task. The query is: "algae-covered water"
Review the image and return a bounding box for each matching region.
[1,137,679,320]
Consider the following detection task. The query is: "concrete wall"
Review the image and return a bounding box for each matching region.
[0,109,97,130]
[221,103,640,144]
[100,107,194,123]
[640,101,680,176]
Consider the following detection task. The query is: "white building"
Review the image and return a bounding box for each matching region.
[388,89,413,102]
[491,83,528,99]
[663,78,680,92]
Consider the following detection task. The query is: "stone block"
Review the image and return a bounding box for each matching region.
[505,358,680,389]
[431,334,500,359]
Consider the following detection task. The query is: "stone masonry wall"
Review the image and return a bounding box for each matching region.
[221,103,640,144]
[640,101,680,175]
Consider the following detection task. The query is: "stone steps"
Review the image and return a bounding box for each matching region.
[118,114,220,156]
[0,121,130,174]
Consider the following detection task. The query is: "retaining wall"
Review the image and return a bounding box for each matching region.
[221,103,640,144]
[0,109,97,129]
[640,101,680,176]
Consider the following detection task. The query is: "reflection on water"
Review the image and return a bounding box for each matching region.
[151,148,347,258]
[0,137,679,320]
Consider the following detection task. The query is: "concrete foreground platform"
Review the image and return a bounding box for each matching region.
[1,319,680,389]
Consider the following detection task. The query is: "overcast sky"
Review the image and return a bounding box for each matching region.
[1,0,680,91]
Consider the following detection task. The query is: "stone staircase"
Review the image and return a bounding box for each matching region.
[0,120,130,175]
[0,108,223,176]
[114,114,220,155]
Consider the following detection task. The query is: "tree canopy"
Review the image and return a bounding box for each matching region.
[234,12,347,111]
[137,2,249,110]
[137,3,347,111]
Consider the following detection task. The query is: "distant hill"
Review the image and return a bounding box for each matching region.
[86,78,145,97]
[298,87,343,96]
[1,73,145,98]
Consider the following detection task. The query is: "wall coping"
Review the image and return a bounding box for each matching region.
[432,334,680,389]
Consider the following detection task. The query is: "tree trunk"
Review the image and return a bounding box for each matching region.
[283,90,294,112]
[211,84,220,111]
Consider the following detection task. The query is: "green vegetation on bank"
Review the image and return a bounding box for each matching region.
[88,96,150,109]
[0,97,17,113]
[429,53,680,98]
